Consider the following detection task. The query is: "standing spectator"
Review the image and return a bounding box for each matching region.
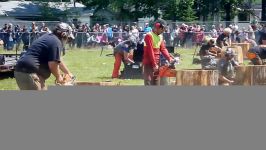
[117,25,124,43]
[163,24,171,46]
[178,23,187,47]
[39,22,48,37]
[234,30,241,43]
[210,25,218,38]
[100,24,108,45]
[194,25,205,46]
[76,26,83,48]
[21,25,30,50]
[173,25,180,48]
[1,24,8,50]
[247,25,255,40]
[112,25,119,39]
[217,23,224,34]
[29,22,38,45]
[69,23,77,48]
[129,25,139,42]
[258,24,266,45]
[6,23,15,51]
[144,23,152,33]
[39,22,46,32]
[106,24,113,43]
[185,26,194,48]
[14,24,22,51]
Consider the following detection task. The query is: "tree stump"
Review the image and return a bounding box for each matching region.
[175,69,219,86]
[235,65,266,85]
[231,43,250,59]
[75,81,120,86]
[222,46,244,64]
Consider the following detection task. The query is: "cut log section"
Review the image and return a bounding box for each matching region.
[235,65,266,85]
[75,81,120,86]
[222,46,244,64]
[231,43,250,59]
[175,69,219,86]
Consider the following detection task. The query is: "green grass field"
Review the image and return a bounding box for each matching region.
[1,46,251,90]
[0,47,204,90]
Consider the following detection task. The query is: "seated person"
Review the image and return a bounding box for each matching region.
[199,39,221,69]
[246,45,266,65]
[111,38,137,78]
[234,30,241,43]
[217,48,240,86]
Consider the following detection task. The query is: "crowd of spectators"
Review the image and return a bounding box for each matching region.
[0,21,266,51]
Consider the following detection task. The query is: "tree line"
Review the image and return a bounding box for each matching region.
[2,0,266,22]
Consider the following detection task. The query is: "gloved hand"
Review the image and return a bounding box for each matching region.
[55,74,76,86]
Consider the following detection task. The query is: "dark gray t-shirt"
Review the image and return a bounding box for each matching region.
[15,33,63,79]
[114,40,136,54]
[249,46,266,59]
[218,59,238,79]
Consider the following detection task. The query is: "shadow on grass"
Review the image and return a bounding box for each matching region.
[0,72,14,80]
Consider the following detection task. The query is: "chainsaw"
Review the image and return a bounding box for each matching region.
[55,74,76,86]
[159,58,178,77]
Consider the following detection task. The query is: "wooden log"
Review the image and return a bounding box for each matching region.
[175,69,219,86]
[235,65,266,85]
[222,46,244,64]
[234,65,253,86]
[231,43,250,59]
[75,81,120,86]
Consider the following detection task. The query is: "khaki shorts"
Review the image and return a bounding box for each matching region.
[14,71,47,90]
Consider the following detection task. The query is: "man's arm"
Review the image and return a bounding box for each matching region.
[219,75,234,84]
[144,34,157,67]
[59,60,73,77]
[48,61,63,84]
[160,41,173,62]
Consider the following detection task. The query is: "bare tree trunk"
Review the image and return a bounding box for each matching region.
[262,0,266,21]
[224,2,231,27]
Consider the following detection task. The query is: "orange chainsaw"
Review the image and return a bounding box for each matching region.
[159,59,177,77]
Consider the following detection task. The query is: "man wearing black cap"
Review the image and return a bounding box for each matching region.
[14,22,75,90]
[142,19,174,85]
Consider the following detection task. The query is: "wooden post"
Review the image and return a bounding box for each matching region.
[176,69,219,86]
[235,65,266,85]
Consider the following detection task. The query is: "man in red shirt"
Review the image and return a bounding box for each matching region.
[143,19,174,85]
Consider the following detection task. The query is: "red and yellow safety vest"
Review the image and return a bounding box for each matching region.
[143,31,172,67]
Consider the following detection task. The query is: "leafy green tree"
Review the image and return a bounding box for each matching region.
[176,0,197,22]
